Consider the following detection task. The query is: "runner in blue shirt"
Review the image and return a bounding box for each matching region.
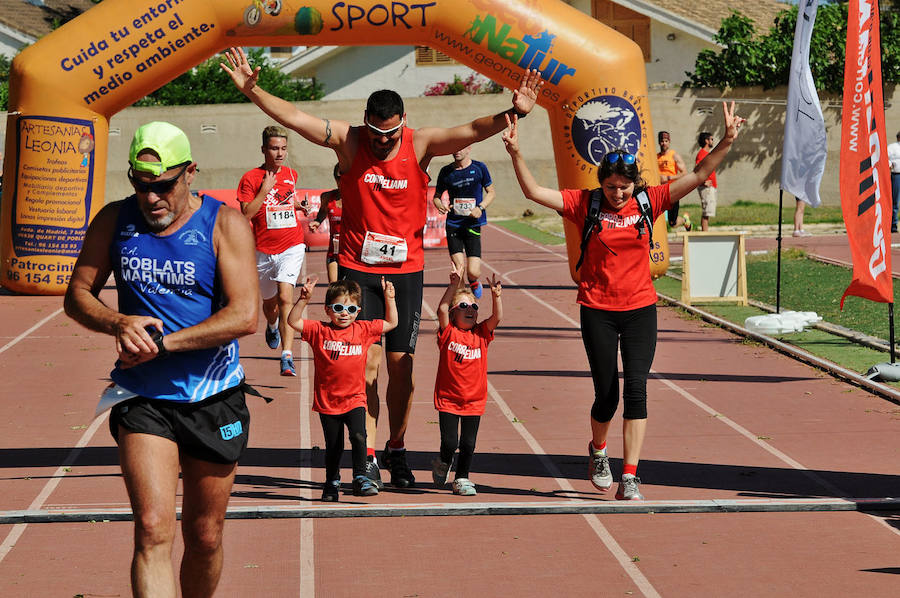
[433,146,496,298]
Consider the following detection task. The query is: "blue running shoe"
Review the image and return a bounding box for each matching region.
[470,280,483,299]
[265,321,281,349]
[352,475,379,496]
[280,354,296,377]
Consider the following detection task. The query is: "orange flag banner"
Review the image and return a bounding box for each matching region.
[840,0,893,308]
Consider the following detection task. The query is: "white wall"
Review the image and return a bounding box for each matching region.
[314,46,477,100]
[647,22,713,88]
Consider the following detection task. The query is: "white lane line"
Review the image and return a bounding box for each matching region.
[488,224,569,260]
[0,410,109,563]
[0,307,64,355]
[461,265,662,598]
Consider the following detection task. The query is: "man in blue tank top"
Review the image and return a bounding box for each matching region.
[64,122,259,597]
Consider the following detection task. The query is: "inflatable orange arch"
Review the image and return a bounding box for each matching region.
[0,0,668,295]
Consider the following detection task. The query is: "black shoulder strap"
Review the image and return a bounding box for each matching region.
[634,190,653,251]
[576,188,604,271]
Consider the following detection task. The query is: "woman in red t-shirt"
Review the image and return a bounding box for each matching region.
[502,102,745,501]
[431,264,503,497]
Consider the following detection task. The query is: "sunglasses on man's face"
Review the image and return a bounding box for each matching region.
[364,118,404,138]
[328,303,360,314]
[128,163,189,194]
[603,152,636,165]
[452,302,478,311]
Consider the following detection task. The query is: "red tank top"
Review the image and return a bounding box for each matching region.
[338,127,430,273]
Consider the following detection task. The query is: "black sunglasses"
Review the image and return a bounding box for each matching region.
[452,302,478,311]
[603,152,636,165]
[128,163,189,194]
[328,303,360,314]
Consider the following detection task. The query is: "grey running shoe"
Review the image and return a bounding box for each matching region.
[588,442,613,491]
[452,478,477,496]
[432,457,452,487]
[615,474,644,501]
[365,458,384,490]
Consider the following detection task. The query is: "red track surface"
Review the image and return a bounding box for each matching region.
[1,226,899,597]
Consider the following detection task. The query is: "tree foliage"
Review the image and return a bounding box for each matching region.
[134,48,322,106]
[686,4,900,93]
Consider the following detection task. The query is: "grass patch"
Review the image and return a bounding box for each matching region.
[678,200,844,227]
[494,219,564,245]
[655,253,900,383]
[504,200,845,239]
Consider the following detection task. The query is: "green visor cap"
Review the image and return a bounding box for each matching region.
[129,121,192,176]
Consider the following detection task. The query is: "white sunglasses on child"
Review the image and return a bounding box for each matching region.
[328,303,360,314]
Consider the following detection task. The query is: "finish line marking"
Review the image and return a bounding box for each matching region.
[3,497,897,524]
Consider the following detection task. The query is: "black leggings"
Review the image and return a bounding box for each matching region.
[580,304,656,423]
[439,411,481,478]
[319,407,367,482]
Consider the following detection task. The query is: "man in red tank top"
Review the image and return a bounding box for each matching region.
[223,46,543,489]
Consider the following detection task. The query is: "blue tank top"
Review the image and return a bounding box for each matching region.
[435,160,492,229]
[110,195,244,402]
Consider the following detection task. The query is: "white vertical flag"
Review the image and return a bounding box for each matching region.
[780,0,827,207]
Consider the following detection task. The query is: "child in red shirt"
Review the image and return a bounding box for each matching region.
[287,276,397,501]
[431,265,502,496]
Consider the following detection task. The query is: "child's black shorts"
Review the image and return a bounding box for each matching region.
[109,383,250,464]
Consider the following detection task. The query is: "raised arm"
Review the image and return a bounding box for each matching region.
[64,202,162,356]
[416,70,545,161]
[669,102,745,202]
[501,114,564,211]
[437,264,462,331]
[382,278,398,333]
[482,273,502,333]
[287,275,319,333]
[222,47,352,153]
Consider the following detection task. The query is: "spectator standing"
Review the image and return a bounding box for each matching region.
[888,131,900,233]
[656,131,690,231]
[695,131,718,231]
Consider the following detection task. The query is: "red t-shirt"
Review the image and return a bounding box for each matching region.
[338,127,430,273]
[433,321,494,416]
[237,166,305,254]
[301,319,383,415]
[695,149,717,187]
[561,185,671,311]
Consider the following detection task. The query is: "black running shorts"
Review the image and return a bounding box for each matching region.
[446,225,482,258]
[109,383,250,464]
[338,266,423,354]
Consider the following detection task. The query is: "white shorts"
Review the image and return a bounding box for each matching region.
[698,185,717,218]
[256,244,305,300]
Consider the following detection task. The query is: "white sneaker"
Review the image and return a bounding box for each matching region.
[615,474,644,500]
[588,442,612,491]
[452,478,477,496]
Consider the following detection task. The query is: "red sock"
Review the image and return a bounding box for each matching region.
[591,440,607,452]
[367,448,376,459]
[388,439,405,450]
[623,464,638,477]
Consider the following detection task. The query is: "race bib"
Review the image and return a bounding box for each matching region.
[361,231,408,265]
[453,197,477,216]
[265,204,297,230]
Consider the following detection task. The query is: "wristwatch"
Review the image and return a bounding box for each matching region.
[150,329,169,359]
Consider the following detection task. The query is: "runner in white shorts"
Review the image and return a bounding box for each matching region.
[238,125,309,376]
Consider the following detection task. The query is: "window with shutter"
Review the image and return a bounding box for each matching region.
[592,0,651,62]
[415,46,456,66]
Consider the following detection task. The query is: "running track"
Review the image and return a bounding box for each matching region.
[1,225,898,597]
